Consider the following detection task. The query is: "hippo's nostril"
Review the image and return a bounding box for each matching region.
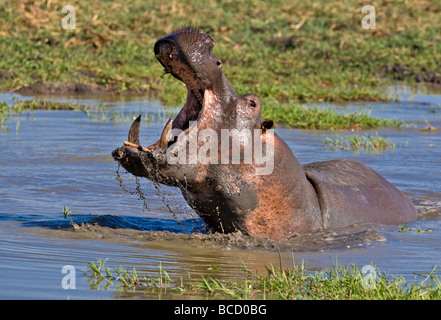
[249,100,256,108]
[111,148,124,160]
[216,60,222,68]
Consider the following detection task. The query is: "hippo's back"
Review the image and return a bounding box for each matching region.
[303,159,417,229]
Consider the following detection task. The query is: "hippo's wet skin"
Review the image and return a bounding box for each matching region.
[112,28,417,240]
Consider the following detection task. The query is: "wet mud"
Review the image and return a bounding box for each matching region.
[54,219,388,253]
[28,194,441,254]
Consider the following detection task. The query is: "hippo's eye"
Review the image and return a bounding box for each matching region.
[248,100,256,108]
[216,60,222,68]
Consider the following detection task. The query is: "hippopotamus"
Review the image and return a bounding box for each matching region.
[112,27,417,240]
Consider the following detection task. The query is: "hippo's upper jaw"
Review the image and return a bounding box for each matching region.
[154,27,238,133]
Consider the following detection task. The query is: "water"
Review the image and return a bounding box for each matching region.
[0,86,440,299]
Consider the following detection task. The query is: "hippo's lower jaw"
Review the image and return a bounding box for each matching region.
[111,115,184,187]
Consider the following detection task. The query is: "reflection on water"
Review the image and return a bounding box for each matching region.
[0,86,440,299]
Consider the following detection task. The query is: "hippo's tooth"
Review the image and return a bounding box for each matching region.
[128,115,141,145]
[160,118,173,149]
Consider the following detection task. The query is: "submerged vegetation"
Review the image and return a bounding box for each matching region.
[87,258,441,300]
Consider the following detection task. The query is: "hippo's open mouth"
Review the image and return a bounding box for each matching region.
[112,27,418,240]
[115,28,228,161]
[155,47,206,107]
[155,49,205,134]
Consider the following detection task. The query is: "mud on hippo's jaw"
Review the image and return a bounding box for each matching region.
[111,113,178,186]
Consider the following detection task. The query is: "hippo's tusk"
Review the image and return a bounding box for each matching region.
[123,141,150,152]
[160,118,173,149]
[128,115,141,145]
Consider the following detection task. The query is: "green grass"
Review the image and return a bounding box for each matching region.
[88,259,172,289]
[85,103,175,125]
[0,99,88,131]
[324,132,399,153]
[0,99,175,132]
[1,98,404,131]
[1,0,440,127]
[86,258,441,299]
[61,203,76,219]
[263,102,404,130]
[398,224,433,233]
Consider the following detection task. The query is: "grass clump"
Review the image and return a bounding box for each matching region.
[87,258,441,300]
[0,98,176,132]
[189,261,441,300]
[324,132,399,153]
[61,203,77,219]
[0,99,67,132]
[263,103,403,130]
[85,102,175,125]
[0,99,90,132]
[87,259,172,290]
[398,224,433,233]
[11,99,89,112]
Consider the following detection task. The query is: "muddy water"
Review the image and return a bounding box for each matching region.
[0,86,440,299]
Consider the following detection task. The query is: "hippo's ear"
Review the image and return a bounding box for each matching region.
[261,120,274,132]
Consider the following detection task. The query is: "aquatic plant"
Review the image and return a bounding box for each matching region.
[61,204,76,219]
[0,101,9,131]
[0,99,177,131]
[398,224,433,233]
[86,102,175,125]
[323,132,398,153]
[1,97,406,133]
